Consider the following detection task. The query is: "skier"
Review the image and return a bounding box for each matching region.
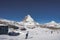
[25,31,29,39]
[51,31,53,34]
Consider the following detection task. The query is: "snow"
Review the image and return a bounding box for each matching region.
[22,15,39,25]
[0,15,60,40]
[23,15,34,22]
[0,24,7,26]
[15,15,40,29]
[21,15,40,28]
[0,15,40,29]
[43,21,60,28]
[45,21,58,25]
[0,27,60,40]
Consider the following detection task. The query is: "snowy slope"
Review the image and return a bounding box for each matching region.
[0,27,60,40]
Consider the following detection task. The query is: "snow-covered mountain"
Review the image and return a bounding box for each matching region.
[0,15,40,29]
[43,21,60,28]
[0,16,60,29]
[0,18,19,27]
[18,15,40,29]
[23,15,34,22]
[45,21,59,26]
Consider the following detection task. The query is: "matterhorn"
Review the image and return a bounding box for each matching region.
[23,15,34,22]
[18,15,40,29]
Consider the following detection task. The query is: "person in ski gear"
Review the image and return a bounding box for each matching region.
[51,31,53,34]
[25,31,29,39]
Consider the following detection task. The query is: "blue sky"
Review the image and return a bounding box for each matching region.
[0,0,60,23]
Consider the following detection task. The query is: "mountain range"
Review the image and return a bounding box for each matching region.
[0,15,60,29]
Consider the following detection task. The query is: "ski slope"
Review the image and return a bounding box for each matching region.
[0,27,60,40]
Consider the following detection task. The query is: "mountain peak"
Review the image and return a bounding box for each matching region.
[27,14,31,17]
[50,21,56,23]
[45,20,58,26]
[23,15,34,22]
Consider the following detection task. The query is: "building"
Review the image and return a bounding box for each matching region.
[0,24,8,34]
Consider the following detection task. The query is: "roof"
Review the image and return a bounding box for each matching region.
[0,24,8,26]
